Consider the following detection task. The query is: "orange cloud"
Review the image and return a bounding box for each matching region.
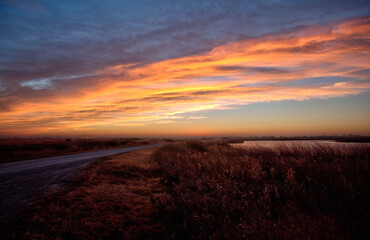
[1,17,369,136]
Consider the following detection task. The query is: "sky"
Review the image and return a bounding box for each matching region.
[0,0,369,137]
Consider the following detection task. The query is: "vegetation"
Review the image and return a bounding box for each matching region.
[0,138,161,163]
[1,148,170,239]
[154,141,370,239]
[1,140,369,239]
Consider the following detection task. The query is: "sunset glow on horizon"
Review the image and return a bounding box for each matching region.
[1,1,369,137]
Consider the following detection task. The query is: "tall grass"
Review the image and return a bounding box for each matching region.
[154,141,370,239]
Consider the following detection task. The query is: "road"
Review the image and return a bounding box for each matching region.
[0,144,163,220]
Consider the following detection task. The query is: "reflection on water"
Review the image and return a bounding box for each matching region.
[231,140,370,150]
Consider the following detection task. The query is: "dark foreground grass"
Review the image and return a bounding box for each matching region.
[1,141,369,239]
[0,148,171,240]
[154,141,370,239]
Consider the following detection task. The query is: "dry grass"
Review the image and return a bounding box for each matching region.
[2,148,171,239]
[154,140,370,239]
[2,140,369,239]
[0,138,164,163]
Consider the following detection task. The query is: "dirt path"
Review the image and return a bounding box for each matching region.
[1,148,171,239]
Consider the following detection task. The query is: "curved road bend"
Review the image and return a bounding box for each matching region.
[0,144,163,220]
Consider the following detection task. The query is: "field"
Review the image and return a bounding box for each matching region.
[154,141,370,239]
[0,138,165,163]
[1,140,369,239]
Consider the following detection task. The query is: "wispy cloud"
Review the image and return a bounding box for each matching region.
[0,17,369,135]
[188,116,208,120]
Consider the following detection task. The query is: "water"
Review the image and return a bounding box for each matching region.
[231,140,370,151]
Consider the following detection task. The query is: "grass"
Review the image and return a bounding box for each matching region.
[154,141,370,239]
[0,138,163,163]
[1,148,171,239]
[1,140,369,239]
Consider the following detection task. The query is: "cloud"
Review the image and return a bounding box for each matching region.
[0,16,369,135]
[188,116,208,120]
[1,1,369,84]
[20,78,53,90]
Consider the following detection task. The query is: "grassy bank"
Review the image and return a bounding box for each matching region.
[154,141,370,239]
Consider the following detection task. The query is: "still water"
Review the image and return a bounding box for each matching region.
[231,140,370,150]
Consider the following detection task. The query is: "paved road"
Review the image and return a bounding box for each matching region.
[0,144,163,220]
